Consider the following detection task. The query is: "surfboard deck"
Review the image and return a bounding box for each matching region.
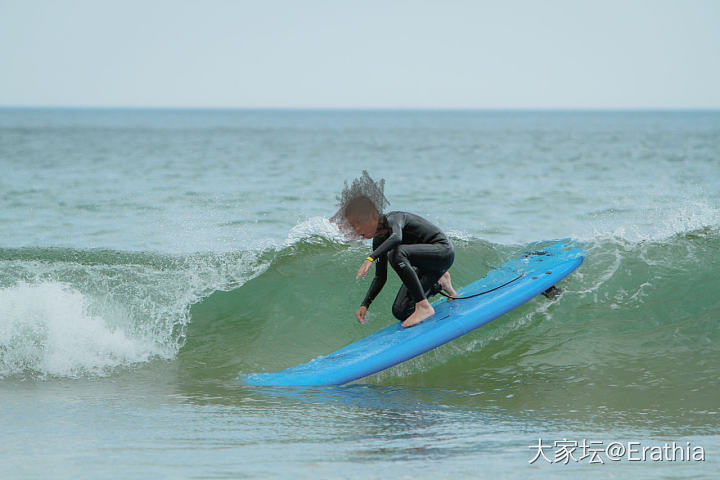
[241,238,584,386]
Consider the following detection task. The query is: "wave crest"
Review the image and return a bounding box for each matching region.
[0,281,162,378]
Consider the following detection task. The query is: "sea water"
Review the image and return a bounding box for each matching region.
[1,109,718,479]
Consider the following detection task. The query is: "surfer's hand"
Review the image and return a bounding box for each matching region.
[356,260,372,279]
[356,306,368,324]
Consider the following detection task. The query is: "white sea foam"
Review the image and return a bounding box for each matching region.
[0,281,162,378]
[649,200,720,240]
[0,246,271,379]
[585,196,720,244]
[284,215,357,246]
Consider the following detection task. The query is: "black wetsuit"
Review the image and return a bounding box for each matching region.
[360,211,455,321]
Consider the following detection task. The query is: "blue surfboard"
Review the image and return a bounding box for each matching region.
[241,239,584,386]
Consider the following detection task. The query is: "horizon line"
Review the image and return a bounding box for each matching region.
[1,105,720,113]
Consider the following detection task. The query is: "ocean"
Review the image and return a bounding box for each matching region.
[1,108,718,479]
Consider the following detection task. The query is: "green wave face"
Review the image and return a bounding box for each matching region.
[182,229,720,418]
[2,228,719,428]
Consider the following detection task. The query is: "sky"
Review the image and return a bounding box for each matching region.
[1,0,719,109]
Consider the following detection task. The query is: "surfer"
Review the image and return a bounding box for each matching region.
[330,171,457,328]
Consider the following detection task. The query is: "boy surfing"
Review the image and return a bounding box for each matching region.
[330,171,457,328]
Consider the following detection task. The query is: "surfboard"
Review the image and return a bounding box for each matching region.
[241,238,584,386]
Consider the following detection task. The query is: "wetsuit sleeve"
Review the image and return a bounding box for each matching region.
[361,238,388,308]
[369,213,403,260]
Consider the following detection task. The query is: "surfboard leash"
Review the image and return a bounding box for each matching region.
[437,272,525,300]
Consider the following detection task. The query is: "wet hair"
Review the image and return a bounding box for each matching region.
[330,170,390,239]
[344,195,378,222]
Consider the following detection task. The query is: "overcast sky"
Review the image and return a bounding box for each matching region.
[1,0,718,109]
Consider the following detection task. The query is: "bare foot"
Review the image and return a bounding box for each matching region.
[438,271,457,301]
[401,299,435,328]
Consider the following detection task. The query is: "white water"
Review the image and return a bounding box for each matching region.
[0,281,160,377]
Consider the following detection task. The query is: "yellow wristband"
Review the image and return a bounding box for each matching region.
[366,256,375,263]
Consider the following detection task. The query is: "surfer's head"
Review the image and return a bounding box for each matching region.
[343,196,380,239]
[330,170,390,241]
